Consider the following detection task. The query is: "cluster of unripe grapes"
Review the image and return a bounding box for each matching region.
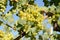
[0,0,7,12]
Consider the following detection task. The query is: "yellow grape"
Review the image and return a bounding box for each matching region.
[0,30,4,38]
[32,32,37,36]
[10,0,18,2]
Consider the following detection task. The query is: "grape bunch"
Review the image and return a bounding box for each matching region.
[0,0,7,12]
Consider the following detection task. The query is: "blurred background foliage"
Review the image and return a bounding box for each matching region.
[0,0,60,40]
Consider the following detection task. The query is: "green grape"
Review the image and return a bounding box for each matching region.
[0,0,7,12]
